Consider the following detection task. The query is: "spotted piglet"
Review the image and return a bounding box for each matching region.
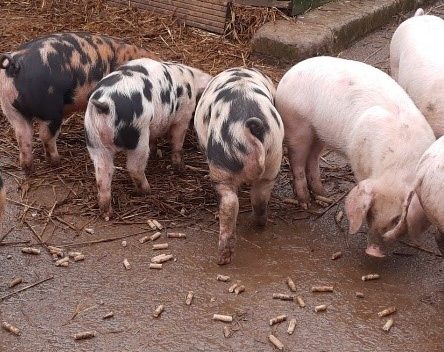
[194,68,284,265]
[0,32,158,173]
[85,59,212,219]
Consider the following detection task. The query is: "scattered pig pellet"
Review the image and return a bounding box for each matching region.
[152,219,163,230]
[149,263,163,269]
[2,322,20,336]
[286,277,297,292]
[180,208,186,215]
[153,243,169,250]
[269,315,287,326]
[273,293,295,301]
[217,274,230,282]
[103,312,114,319]
[296,296,306,308]
[73,254,85,262]
[139,236,150,244]
[210,297,216,302]
[335,210,344,223]
[68,251,82,258]
[331,251,343,260]
[362,273,380,281]
[60,261,69,267]
[223,325,231,338]
[315,199,329,207]
[382,318,394,332]
[228,283,238,293]
[269,334,284,350]
[74,331,96,340]
[316,195,333,203]
[21,247,40,255]
[167,232,186,239]
[314,304,327,312]
[185,291,194,306]
[123,258,131,270]
[234,285,245,295]
[121,240,127,247]
[156,149,163,158]
[9,277,22,288]
[283,198,299,205]
[356,292,365,298]
[55,256,69,266]
[52,253,59,261]
[213,314,233,323]
[84,228,94,235]
[147,220,157,230]
[153,305,165,318]
[7,255,12,259]
[150,232,161,241]
[287,319,296,335]
[151,254,174,264]
[378,306,397,318]
[48,246,63,256]
[311,286,334,293]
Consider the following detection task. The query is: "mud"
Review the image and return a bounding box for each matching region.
[1,4,444,352]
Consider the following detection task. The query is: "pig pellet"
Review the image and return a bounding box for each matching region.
[228,283,238,293]
[382,318,394,332]
[269,334,284,350]
[152,220,163,230]
[2,322,20,336]
[335,210,344,223]
[147,220,157,230]
[139,236,150,244]
[153,305,165,318]
[150,232,161,241]
[234,285,245,295]
[287,319,296,335]
[315,199,329,207]
[296,296,306,308]
[378,306,397,318]
[121,240,127,247]
[48,246,63,256]
[311,286,334,293]
[217,274,230,282]
[52,253,58,261]
[273,293,295,301]
[213,314,233,323]
[315,305,327,312]
[68,251,82,258]
[9,277,23,288]
[60,261,69,267]
[74,331,96,340]
[356,292,365,298]
[73,254,85,262]
[269,315,287,326]
[84,228,95,235]
[149,263,163,269]
[152,243,168,250]
[315,195,333,204]
[123,258,131,270]
[103,312,114,319]
[21,247,40,255]
[223,326,231,338]
[185,291,194,306]
[362,274,380,281]
[331,251,343,260]
[167,232,186,239]
[286,277,297,292]
[55,257,69,266]
[151,254,174,264]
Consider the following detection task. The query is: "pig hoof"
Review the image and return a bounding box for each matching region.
[22,163,34,176]
[365,245,385,258]
[172,161,185,173]
[50,156,61,166]
[217,252,232,265]
[254,215,267,227]
[136,184,151,195]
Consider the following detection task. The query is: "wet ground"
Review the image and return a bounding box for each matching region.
[1,3,444,352]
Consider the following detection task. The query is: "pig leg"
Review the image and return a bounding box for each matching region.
[285,120,314,206]
[250,178,275,226]
[435,230,444,255]
[38,120,61,165]
[216,183,239,265]
[168,121,188,171]
[365,231,385,258]
[90,148,115,219]
[306,137,326,196]
[149,138,158,159]
[126,141,151,194]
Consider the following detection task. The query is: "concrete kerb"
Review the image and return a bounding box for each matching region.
[252,0,438,62]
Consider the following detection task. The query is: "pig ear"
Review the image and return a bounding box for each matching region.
[382,190,414,242]
[345,180,375,235]
[91,99,109,115]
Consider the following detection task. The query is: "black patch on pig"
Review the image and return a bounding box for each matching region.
[214,87,238,104]
[160,89,171,105]
[142,78,153,101]
[114,125,140,150]
[111,91,143,125]
[252,87,269,99]
[95,73,121,89]
[120,64,149,76]
[185,83,192,99]
[245,118,265,143]
[231,71,252,78]
[176,86,183,98]
[163,65,173,86]
[207,131,244,173]
[121,69,134,77]
[269,107,281,128]
[224,76,242,85]
[85,129,95,148]
[90,89,103,101]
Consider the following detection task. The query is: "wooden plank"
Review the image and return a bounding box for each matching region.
[138,0,227,20]
[232,0,290,8]
[291,0,332,15]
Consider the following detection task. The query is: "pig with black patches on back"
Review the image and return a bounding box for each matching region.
[85,59,212,219]
[275,56,435,257]
[194,68,284,265]
[0,32,159,173]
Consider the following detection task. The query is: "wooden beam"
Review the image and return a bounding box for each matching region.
[232,0,290,8]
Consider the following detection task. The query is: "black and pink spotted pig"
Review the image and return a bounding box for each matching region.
[84,59,212,219]
[0,32,158,173]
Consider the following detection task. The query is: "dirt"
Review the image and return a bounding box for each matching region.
[1,2,444,352]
